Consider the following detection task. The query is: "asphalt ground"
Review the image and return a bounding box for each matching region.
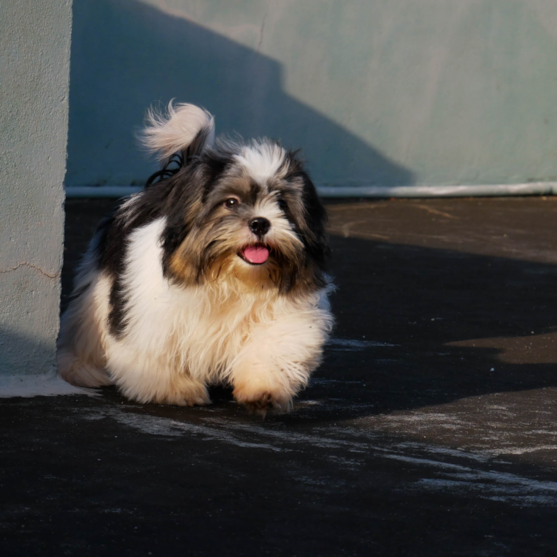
[2,196,557,556]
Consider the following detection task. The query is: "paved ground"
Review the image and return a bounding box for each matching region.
[2,196,557,556]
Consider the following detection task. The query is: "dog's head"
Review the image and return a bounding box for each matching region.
[140,103,329,295]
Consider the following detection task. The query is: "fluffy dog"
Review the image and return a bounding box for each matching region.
[58,103,333,413]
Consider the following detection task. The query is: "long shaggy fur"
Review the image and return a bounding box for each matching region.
[58,102,333,413]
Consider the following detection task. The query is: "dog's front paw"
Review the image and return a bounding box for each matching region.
[233,385,292,416]
[152,379,211,407]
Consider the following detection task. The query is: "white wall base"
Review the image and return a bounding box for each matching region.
[0,373,96,398]
[66,182,557,199]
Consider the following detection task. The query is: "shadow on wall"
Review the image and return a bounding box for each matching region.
[0,327,55,378]
[67,0,413,188]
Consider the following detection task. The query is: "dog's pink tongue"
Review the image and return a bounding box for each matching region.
[243,245,269,264]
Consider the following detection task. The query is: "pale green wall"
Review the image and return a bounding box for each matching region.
[0,0,72,377]
[67,0,557,189]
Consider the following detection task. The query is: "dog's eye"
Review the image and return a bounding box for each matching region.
[277,199,288,211]
[224,197,239,208]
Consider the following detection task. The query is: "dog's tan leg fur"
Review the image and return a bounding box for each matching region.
[230,309,329,414]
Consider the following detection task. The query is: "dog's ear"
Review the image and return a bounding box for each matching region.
[140,101,215,163]
[298,170,329,266]
[157,165,206,283]
[282,151,329,268]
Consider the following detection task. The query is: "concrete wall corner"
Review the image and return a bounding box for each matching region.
[0,0,75,392]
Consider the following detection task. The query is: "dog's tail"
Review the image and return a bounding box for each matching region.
[140,101,215,163]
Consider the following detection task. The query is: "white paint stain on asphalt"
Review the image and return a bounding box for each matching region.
[97,406,557,507]
[327,338,398,350]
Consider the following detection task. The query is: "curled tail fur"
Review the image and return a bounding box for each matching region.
[140,101,215,163]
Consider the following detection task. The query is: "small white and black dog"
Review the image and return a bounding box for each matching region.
[58,103,333,413]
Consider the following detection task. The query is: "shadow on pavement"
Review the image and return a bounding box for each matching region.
[61,199,557,425]
[3,198,557,556]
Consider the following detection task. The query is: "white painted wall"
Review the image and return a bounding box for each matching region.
[67,0,557,191]
[0,0,77,392]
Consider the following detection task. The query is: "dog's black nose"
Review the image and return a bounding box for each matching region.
[249,217,271,237]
